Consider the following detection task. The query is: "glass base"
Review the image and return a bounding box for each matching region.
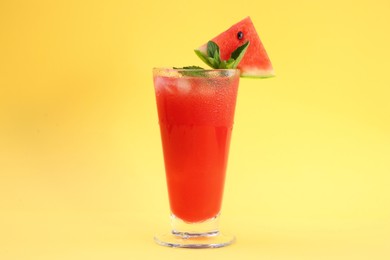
[154,231,235,248]
[154,213,235,248]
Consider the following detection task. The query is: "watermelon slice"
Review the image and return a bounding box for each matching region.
[196,17,274,78]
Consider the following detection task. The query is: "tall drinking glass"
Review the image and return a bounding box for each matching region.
[152,68,240,248]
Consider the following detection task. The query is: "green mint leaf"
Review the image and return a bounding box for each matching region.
[218,60,228,69]
[173,66,204,70]
[208,56,217,68]
[207,41,219,58]
[228,41,250,69]
[213,49,220,64]
[172,66,205,76]
[226,58,235,68]
[194,49,215,68]
[209,41,222,68]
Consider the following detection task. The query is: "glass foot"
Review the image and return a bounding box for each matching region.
[155,213,234,248]
[154,231,235,248]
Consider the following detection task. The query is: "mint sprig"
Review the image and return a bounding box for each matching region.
[194,41,250,69]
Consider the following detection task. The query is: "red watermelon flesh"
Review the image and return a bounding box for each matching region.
[197,17,274,78]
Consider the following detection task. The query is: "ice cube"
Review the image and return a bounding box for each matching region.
[154,77,165,93]
[176,78,191,94]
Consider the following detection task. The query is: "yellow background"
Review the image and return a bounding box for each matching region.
[1,0,389,259]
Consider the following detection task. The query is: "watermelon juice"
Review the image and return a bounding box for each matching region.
[153,68,240,223]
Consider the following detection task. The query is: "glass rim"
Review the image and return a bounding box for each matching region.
[153,67,240,78]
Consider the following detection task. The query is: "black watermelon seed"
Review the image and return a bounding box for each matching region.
[237,31,244,40]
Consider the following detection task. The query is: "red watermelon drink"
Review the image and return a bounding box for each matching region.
[154,69,239,221]
[153,69,239,248]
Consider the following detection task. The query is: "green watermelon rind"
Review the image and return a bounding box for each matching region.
[240,73,275,79]
[239,67,275,78]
